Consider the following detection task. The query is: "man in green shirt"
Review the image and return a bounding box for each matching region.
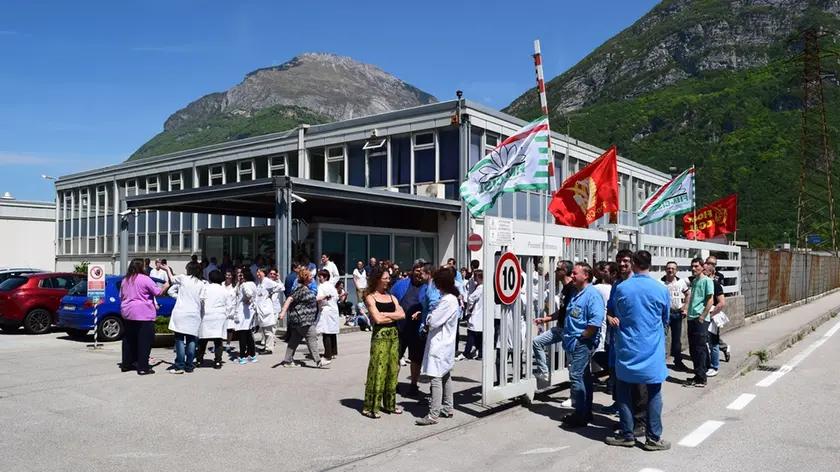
[685,257,714,387]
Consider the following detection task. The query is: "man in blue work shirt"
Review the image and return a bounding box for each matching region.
[284,262,300,298]
[555,262,605,428]
[606,250,671,451]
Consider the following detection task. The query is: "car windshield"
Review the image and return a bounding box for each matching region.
[0,277,28,291]
[67,281,88,297]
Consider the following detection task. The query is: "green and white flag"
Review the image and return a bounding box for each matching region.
[638,167,695,226]
[460,115,551,217]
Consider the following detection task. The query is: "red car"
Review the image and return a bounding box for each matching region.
[0,272,86,334]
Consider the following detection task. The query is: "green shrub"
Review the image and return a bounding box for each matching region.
[154,316,172,334]
[73,261,89,275]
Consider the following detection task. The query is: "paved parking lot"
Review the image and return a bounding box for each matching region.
[0,327,490,472]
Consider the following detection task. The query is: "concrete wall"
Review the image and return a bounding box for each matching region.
[0,199,55,270]
[740,249,840,317]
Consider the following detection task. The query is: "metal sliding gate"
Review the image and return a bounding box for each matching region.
[479,217,614,406]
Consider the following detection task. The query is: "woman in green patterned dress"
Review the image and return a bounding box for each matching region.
[362,266,406,419]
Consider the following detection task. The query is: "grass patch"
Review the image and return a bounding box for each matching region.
[750,349,769,364]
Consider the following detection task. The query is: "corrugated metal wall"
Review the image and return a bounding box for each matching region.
[741,249,840,316]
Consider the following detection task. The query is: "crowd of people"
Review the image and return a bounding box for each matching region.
[119,247,730,441]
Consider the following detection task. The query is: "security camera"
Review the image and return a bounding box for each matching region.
[291,193,307,204]
[119,209,132,217]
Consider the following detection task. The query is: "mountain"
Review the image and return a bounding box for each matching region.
[506,0,840,248]
[129,53,437,160]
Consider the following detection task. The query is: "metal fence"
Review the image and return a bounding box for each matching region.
[741,249,840,317]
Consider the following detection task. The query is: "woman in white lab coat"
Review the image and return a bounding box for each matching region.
[168,262,205,374]
[315,269,340,359]
[416,267,461,426]
[254,267,281,354]
[459,269,484,360]
[196,269,234,369]
[233,267,258,363]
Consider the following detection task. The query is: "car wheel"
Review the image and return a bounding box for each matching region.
[66,328,89,339]
[97,316,123,342]
[0,325,20,333]
[24,309,53,334]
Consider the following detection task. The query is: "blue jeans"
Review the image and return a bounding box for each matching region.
[708,331,720,370]
[533,326,563,374]
[568,340,595,418]
[616,380,663,441]
[668,313,683,363]
[174,332,197,371]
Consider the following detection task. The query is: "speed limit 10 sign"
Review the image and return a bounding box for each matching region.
[494,251,522,305]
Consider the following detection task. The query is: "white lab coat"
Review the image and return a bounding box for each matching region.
[168,275,205,337]
[594,284,612,353]
[254,278,280,328]
[316,283,340,334]
[233,281,257,331]
[323,261,340,285]
[421,294,460,378]
[199,283,234,339]
[467,284,484,332]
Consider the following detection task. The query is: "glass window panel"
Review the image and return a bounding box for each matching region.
[327,161,344,184]
[348,143,365,187]
[391,136,411,186]
[210,215,221,228]
[159,234,168,249]
[224,215,235,227]
[309,148,325,181]
[369,234,391,263]
[88,239,95,253]
[183,234,192,250]
[444,182,458,200]
[369,154,387,187]
[414,133,434,146]
[328,147,344,159]
[287,151,299,178]
[322,231,347,276]
[137,234,145,249]
[96,216,105,235]
[169,232,180,251]
[128,216,135,233]
[485,200,499,217]
[105,236,112,253]
[72,219,79,237]
[516,193,527,220]
[183,212,193,227]
[485,132,499,150]
[416,237,435,265]
[148,212,157,233]
[394,236,414,270]
[529,193,541,222]
[159,211,168,231]
[470,130,482,168]
[198,214,208,230]
[238,216,251,227]
[255,158,269,179]
[439,128,459,181]
[501,193,514,219]
[414,148,435,183]
[255,217,267,226]
[58,221,64,239]
[347,234,368,271]
[107,217,114,234]
[86,219,93,236]
[170,212,180,231]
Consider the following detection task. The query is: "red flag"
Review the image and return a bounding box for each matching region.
[549,146,619,228]
[684,194,738,240]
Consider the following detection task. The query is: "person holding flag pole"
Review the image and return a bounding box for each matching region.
[532,40,558,284]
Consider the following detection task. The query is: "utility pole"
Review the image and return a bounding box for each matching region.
[795,29,838,256]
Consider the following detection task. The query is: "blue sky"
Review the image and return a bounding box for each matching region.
[0,0,659,201]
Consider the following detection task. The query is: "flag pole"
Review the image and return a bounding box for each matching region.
[533,40,552,277]
[692,164,697,240]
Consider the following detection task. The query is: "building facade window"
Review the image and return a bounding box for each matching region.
[326,146,345,184]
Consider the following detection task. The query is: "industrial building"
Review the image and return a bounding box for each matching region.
[53,100,675,280]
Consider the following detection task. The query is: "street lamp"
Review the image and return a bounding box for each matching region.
[41,174,58,271]
[41,175,56,181]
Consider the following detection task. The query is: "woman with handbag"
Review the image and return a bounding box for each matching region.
[278,268,332,368]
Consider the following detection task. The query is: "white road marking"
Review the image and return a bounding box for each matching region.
[756,338,826,387]
[520,446,570,455]
[824,319,840,338]
[726,393,756,411]
[678,420,725,447]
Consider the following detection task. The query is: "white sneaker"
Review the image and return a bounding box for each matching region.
[455,354,466,362]
[706,368,718,377]
[561,398,573,408]
[318,359,332,368]
[400,358,408,366]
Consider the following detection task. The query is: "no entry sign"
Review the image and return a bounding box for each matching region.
[494,252,522,305]
[468,233,483,252]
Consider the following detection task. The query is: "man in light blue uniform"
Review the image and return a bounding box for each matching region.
[606,250,671,451]
[558,262,605,428]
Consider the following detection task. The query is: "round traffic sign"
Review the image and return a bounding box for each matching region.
[468,233,483,252]
[88,265,104,280]
[495,252,522,305]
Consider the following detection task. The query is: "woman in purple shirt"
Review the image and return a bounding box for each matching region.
[120,258,170,375]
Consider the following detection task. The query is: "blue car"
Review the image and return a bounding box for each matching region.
[57,276,175,342]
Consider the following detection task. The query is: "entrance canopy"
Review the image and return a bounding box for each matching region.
[123,176,462,217]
